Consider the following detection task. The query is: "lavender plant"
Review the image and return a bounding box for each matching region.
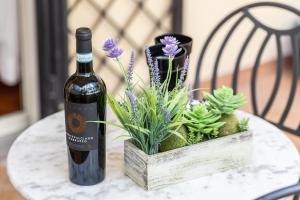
[100,37,189,155]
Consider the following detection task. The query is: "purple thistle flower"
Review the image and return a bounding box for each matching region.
[102,38,118,51]
[178,57,189,85]
[125,91,138,114]
[153,59,161,88]
[106,48,123,58]
[127,50,135,88]
[161,106,171,122]
[162,44,182,57]
[145,47,155,82]
[160,36,179,46]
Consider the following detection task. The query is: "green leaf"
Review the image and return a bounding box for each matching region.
[113,134,131,141]
[124,123,150,135]
[168,130,187,142]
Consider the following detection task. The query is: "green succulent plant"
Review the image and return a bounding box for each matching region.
[184,103,225,144]
[203,86,245,115]
[202,86,247,137]
[238,118,249,132]
[186,131,204,145]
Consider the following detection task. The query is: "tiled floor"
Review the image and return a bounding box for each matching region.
[0,60,299,199]
[0,165,23,200]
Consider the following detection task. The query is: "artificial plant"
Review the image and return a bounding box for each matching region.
[183,102,225,144]
[203,86,248,136]
[100,36,189,155]
[182,86,249,144]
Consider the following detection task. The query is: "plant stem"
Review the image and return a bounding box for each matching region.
[116,58,128,87]
[163,57,174,93]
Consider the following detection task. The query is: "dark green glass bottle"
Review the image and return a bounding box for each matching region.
[64,27,106,185]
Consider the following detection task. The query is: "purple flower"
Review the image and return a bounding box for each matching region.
[106,48,123,58]
[127,50,135,88]
[145,47,155,82]
[179,57,189,85]
[162,44,182,57]
[161,106,171,122]
[153,59,161,88]
[160,36,179,46]
[125,91,138,114]
[102,38,118,51]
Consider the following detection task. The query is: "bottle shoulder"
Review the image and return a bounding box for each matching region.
[64,73,106,97]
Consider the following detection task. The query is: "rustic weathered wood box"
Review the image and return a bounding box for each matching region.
[124,130,253,190]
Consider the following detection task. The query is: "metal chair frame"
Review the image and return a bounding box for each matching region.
[193,2,300,135]
[255,183,300,200]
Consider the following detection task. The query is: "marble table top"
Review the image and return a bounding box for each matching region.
[7,109,300,200]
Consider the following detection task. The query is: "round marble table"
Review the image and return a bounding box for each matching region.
[7,110,300,200]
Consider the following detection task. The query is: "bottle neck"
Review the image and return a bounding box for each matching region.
[76,37,93,75]
[76,60,94,75]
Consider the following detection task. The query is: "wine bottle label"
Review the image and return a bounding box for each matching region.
[76,52,93,63]
[65,102,99,151]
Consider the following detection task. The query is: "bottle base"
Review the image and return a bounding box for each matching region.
[70,175,105,186]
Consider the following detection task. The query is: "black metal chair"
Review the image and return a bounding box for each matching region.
[193,2,300,136]
[255,183,300,200]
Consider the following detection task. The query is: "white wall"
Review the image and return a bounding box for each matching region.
[183,0,300,83]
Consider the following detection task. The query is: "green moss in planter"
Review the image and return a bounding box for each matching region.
[160,126,188,152]
[219,115,249,136]
[219,114,239,136]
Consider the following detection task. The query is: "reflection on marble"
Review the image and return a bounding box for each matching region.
[7,110,300,200]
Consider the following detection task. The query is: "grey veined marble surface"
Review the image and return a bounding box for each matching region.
[7,110,300,200]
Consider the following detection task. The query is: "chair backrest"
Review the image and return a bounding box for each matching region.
[255,183,300,200]
[193,2,300,135]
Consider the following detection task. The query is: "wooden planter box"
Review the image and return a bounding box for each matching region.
[124,130,253,190]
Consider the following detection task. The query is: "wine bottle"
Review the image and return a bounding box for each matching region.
[64,27,106,185]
